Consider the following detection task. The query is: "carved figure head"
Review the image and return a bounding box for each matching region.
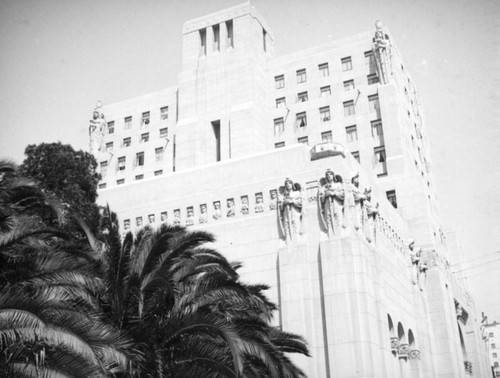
[187,208,194,217]
[200,204,207,213]
[241,196,248,205]
[335,174,343,183]
[256,195,263,204]
[160,212,167,221]
[350,172,359,186]
[375,20,383,31]
[227,199,234,208]
[92,111,100,120]
[174,209,181,218]
[270,190,277,199]
[325,169,334,182]
[214,201,221,210]
[148,214,155,223]
[284,178,293,191]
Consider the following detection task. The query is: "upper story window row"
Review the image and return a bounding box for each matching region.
[199,20,234,56]
[106,106,169,134]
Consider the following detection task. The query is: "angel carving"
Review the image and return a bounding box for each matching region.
[278,178,304,244]
[317,169,344,237]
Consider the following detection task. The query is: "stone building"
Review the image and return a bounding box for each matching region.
[483,320,500,377]
[89,4,489,377]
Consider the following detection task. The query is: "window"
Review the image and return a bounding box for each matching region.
[141,112,150,126]
[495,362,499,368]
[98,183,107,189]
[117,179,125,185]
[341,56,352,71]
[226,20,233,48]
[386,190,397,208]
[343,100,355,116]
[297,91,308,102]
[122,137,131,147]
[124,116,132,130]
[154,170,163,176]
[365,51,376,73]
[135,152,144,167]
[374,146,387,176]
[367,74,379,85]
[490,333,494,337]
[493,343,497,349]
[343,80,355,91]
[155,147,164,162]
[275,142,285,148]
[105,142,113,152]
[213,24,220,51]
[274,118,284,136]
[319,63,329,77]
[371,120,383,137]
[199,28,207,56]
[296,69,307,83]
[320,86,331,97]
[275,74,285,89]
[320,106,331,122]
[346,125,358,142]
[107,121,115,134]
[369,95,380,112]
[276,97,286,108]
[140,133,149,143]
[160,128,168,138]
[160,106,168,120]
[296,112,307,128]
[135,174,144,180]
[298,136,309,145]
[100,161,108,177]
[321,131,333,142]
[117,157,126,171]
[493,352,497,358]
[352,151,360,163]
[262,28,267,52]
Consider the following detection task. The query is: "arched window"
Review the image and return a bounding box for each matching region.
[408,329,415,347]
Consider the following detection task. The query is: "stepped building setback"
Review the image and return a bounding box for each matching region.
[89,4,490,377]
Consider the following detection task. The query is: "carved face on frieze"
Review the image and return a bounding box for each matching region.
[284,179,293,191]
[325,170,334,183]
[270,190,277,200]
[93,111,99,120]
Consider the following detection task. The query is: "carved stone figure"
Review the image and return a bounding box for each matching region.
[363,187,379,242]
[278,178,303,244]
[148,214,155,224]
[269,189,278,210]
[213,201,221,220]
[89,103,107,154]
[255,194,264,213]
[344,172,366,230]
[227,199,235,218]
[407,239,418,285]
[199,204,208,224]
[160,211,168,223]
[241,196,249,215]
[318,169,344,237]
[173,209,181,226]
[136,216,143,227]
[417,249,428,291]
[372,20,392,85]
[186,208,195,226]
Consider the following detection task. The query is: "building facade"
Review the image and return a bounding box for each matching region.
[483,321,500,377]
[89,4,489,377]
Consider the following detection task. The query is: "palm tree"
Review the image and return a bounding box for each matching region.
[97,209,310,377]
[0,160,134,377]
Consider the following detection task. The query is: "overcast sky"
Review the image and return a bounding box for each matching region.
[1,0,499,318]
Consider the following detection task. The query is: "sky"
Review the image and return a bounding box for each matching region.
[1,0,499,318]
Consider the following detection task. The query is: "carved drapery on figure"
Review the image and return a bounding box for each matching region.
[89,101,107,154]
[407,239,418,285]
[278,178,303,244]
[344,172,366,231]
[362,187,379,242]
[318,169,344,237]
[372,20,392,85]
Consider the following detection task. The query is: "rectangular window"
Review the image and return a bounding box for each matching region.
[296,69,307,83]
[319,63,329,77]
[369,94,380,112]
[98,183,107,189]
[490,333,494,337]
[213,24,220,51]
[262,28,267,52]
[321,131,333,142]
[117,179,125,185]
[495,362,499,368]
[274,118,284,136]
[199,28,207,56]
[140,133,149,143]
[105,142,113,152]
[371,120,383,137]
[492,343,496,349]
[212,120,221,162]
[343,100,355,116]
[298,136,309,145]
[493,352,497,358]
[154,170,163,176]
[343,80,355,91]
[226,20,233,48]
[275,74,285,89]
[346,125,358,142]
[122,137,131,147]
[320,106,331,122]
[135,152,144,167]
[135,174,144,181]
[386,190,397,208]
[141,111,150,126]
[155,147,164,162]
[320,86,331,97]
[124,116,132,130]
[276,97,286,109]
[297,91,308,102]
[367,74,379,85]
[160,128,168,138]
[100,161,108,177]
[107,121,115,134]
[352,151,360,163]
[295,112,307,128]
[365,51,376,73]
[341,56,352,71]
[117,157,126,171]
[275,142,285,148]
[374,146,387,176]
[160,106,168,120]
